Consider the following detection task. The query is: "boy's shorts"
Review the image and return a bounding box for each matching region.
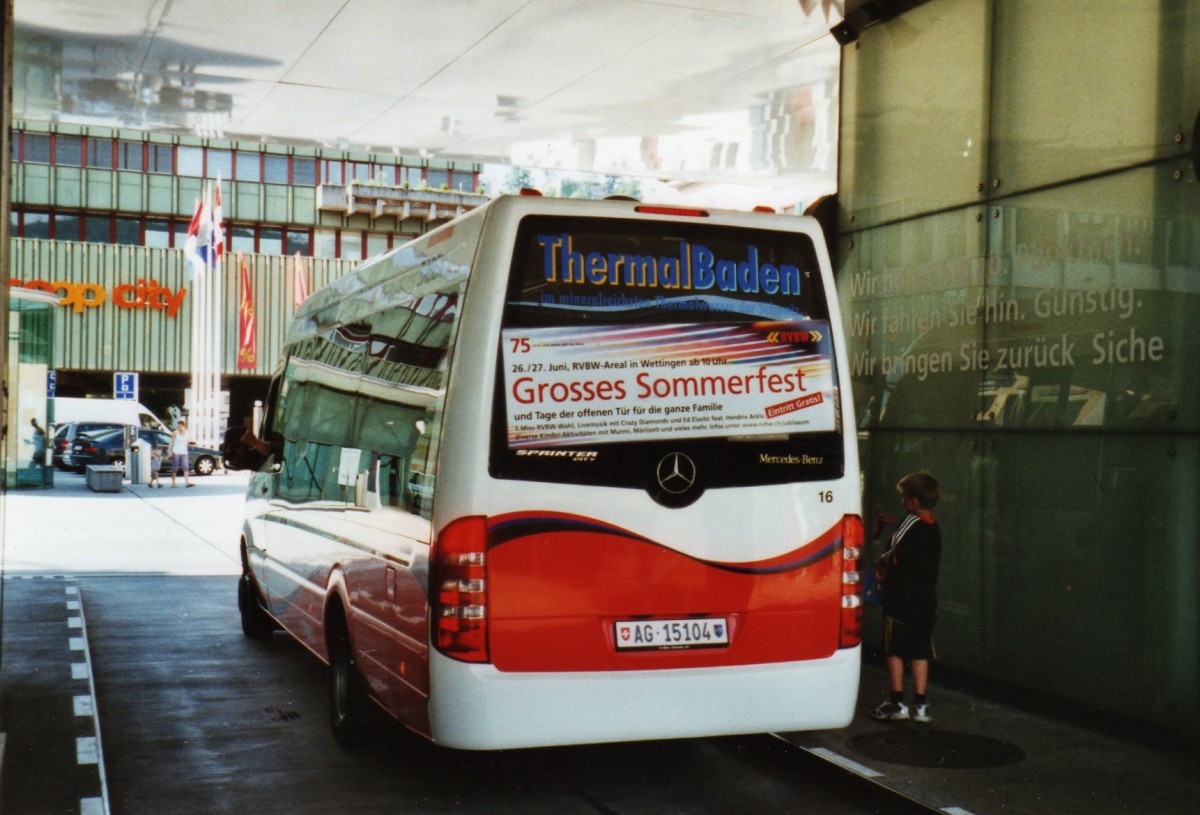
[883,614,936,661]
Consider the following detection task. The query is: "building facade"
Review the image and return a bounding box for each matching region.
[7,121,485,428]
[838,0,1199,740]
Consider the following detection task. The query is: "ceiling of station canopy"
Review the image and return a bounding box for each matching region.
[12,0,845,203]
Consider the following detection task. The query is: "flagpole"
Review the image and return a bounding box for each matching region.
[190,183,206,442]
[201,179,212,447]
[210,178,223,448]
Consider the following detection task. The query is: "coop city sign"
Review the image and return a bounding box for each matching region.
[7,278,188,317]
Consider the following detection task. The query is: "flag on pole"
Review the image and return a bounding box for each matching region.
[183,178,225,279]
[211,177,225,269]
[183,193,211,279]
[293,251,310,307]
[237,252,257,370]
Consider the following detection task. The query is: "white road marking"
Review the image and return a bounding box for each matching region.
[74,695,95,717]
[77,736,99,765]
[805,746,885,778]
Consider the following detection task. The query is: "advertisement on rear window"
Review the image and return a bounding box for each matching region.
[503,321,836,447]
[500,217,835,448]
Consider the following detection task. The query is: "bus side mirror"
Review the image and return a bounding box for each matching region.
[222,425,266,471]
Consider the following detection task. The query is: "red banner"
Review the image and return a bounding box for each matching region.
[236,252,257,369]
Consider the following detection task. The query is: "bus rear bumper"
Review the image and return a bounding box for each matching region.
[427,645,860,750]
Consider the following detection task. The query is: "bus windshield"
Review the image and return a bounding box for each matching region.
[491,214,843,496]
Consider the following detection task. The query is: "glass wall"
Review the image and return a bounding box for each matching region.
[840,0,1200,738]
[5,289,56,489]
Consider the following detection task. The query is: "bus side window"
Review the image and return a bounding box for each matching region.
[375,453,405,508]
[358,392,426,514]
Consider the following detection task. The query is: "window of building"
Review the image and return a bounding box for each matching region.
[173,220,190,247]
[340,231,362,260]
[321,159,344,185]
[24,134,50,164]
[118,141,144,171]
[230,223,255,253]
[449,169,476,192]
[55,212,81,241]
[377,165,398,186]
[56,136,84,167]
[366,233,389,258]
[425,169,449,190]
[313,230,337,258]
[259,227,282,255]
[293,157,317,185]
[349,162,372,183]
[146,219,172,248]
[264,154,289,184]
[235,151,261,182]
[207,149,232,179]
[284,228,312,256]
[85,215,111,243]
[21,211,50,239]
[88,138,114,169]
[115,217,140,245]
[177,146,203,177]
[148,144,173,174]
[399,166,421,187]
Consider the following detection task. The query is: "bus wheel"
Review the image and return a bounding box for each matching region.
[329,615,369,745]
[238,573,275,640]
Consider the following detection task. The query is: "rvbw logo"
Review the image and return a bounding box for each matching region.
[766,329,822,343]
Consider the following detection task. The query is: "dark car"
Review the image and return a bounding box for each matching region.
[53,421,127,470]
[71,427,222,476]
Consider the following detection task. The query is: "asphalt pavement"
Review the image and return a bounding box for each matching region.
[3,470,1199,815]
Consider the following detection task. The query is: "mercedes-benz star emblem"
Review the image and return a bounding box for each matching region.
[656,453,697,494]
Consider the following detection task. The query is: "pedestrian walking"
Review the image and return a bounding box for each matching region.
[170,421,193,488]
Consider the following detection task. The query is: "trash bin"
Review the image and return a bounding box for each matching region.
[129,437,151,484]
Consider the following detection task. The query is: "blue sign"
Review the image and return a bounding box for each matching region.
[47,370,57,397]
[114,372,138,401]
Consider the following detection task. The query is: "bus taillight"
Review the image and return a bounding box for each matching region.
[838,514,865,649]
[432,516,489,662]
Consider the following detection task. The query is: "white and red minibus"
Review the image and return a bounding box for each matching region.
[232,194,864,749]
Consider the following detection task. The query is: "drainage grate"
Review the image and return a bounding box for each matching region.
[848,729,1025,769]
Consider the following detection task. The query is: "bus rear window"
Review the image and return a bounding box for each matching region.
[496,215,838,451]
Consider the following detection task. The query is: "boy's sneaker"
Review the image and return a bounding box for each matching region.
[869,700,910,721]
[913,702,932,723]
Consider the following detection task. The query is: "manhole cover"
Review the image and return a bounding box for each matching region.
[849,729,1025,769]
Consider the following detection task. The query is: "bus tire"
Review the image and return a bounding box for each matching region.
[328,611,369,746]
[238,572,275,640]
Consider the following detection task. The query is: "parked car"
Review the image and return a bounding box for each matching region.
[52,421,126,470]
[70,427,222,476]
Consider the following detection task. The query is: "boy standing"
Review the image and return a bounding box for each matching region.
[148,444,164,488]
[870,471,942,724]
